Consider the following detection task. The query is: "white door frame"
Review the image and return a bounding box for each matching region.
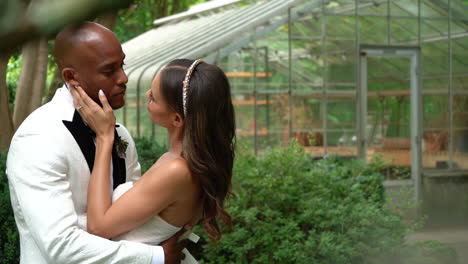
[358,45,422,202]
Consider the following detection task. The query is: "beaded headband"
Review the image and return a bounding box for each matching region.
[182,59,203,116]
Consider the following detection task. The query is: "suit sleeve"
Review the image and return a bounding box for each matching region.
[6,131,152,264]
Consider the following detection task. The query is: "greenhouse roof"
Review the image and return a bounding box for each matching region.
[122,0,315,90]
[122,0,468,91]
[152,0,243,26]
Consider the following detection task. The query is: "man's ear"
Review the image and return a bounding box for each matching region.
[173,113,184,128]
[62,68,79,87]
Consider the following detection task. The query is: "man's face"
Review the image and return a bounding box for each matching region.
[74,36,127,109]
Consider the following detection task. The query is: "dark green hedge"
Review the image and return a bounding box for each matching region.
[189,144,458,264]
[0,140,458,264]
[134,137,168,173]
[0,151,19,264]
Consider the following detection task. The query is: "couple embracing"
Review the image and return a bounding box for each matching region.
[6,21,235,264]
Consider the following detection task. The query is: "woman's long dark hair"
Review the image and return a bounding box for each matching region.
[159,59,235,241]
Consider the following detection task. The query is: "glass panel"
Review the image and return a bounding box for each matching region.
[122,92,138,137]
[390,18,419,44]
[326,97,357,157]
[452,36,468,92]
[368,57,410,89]
[324,0,355,15]
[224,47,256,93]
[391,0,418,17]
[292,94,321,140]
[420,0,449,18]
[268,93,294,147]
[453,94,468,169]
[139,101,153,137]
[253,47,274,92]
[421,26,449,92]
[451,0,468,20]
[367,57,412,168]
[421,18,448,41]
[450,20,467,34]
[453,75,468,92]
[325,15,356,40]
[291,18,323,92]
[358,0,388,16]
[232,92,256,149]
[325,43,356,89]
[292,94,324,156]
[324,15,357,89]
[254,94,283,151]
[359,17,388,44]
[256,27,290,92]
[291,0,322,15]
[422,95,449,169]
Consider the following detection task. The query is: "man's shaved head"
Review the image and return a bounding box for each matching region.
[54,22,118,71]
[54,22,128,109]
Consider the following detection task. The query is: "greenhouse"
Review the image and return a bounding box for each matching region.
[119,0,468,202]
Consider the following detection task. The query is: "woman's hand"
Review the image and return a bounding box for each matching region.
[71,86,115,143]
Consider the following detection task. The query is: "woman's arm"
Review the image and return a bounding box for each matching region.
[90,159,190,238]
[70,87,116,236]
[71,87,191,239]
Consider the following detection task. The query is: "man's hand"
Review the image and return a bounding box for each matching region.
[161,226,190,264]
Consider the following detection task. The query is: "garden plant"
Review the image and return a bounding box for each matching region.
[0,140,458,264]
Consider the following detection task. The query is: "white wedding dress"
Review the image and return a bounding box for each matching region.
[111,182,199,264]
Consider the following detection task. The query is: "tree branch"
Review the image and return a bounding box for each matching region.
[0,0,133,51]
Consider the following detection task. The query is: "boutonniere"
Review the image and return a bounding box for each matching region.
[115,134,129,159]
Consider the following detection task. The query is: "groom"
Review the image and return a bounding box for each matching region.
[6,22,185,263]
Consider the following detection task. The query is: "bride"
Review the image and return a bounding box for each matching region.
[71,59,235,263]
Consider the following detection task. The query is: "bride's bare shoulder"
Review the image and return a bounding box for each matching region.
[164,158,190,178]
[144,157,192,186]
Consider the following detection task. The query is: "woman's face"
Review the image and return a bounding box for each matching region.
[145,71,176,128]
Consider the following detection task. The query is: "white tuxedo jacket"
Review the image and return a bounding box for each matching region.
[7,87,153,263]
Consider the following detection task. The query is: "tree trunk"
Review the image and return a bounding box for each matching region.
[0,52,13,151]
[13,39,38,128]
[156,0,169,17]
[162,0,169,17]
[171,0,180,14]
[29,37,49,112]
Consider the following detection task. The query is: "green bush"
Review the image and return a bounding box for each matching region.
[0,141,458,264]
[0,151,20,264]
[188,143,457,264]
[133,137,168,172]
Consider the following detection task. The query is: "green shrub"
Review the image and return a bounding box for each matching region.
[0,141,458,264]
[134,137,168,173]
[188,143,457,264]
[0,151,20,264]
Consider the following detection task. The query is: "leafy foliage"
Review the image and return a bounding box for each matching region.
[134,137,168,172]
[188,143,457,264]
[115,0,210,43]
[0,142,458,264]
[6,55,21,105]
[0,151,19,264]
